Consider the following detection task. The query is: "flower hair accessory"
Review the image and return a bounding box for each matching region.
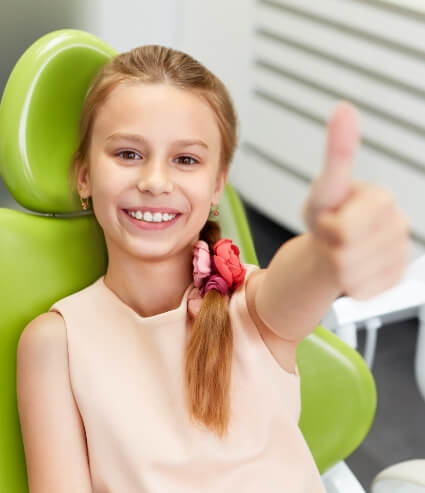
[192,240,211,288]
[192,238,247,298]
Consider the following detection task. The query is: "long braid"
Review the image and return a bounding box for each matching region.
[184,220,234,438]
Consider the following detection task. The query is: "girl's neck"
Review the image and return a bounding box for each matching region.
[103,243,195,318]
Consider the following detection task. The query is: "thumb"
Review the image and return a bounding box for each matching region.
[311,101,360,213]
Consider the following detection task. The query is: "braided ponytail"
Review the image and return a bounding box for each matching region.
[184,220,234,438]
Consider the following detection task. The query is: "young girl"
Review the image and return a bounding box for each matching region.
[16,45,410,493]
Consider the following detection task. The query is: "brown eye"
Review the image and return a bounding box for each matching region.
[117,150,142,160]
[174,155,199,166]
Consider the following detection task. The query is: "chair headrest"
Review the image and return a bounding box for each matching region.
[0,29,116,213]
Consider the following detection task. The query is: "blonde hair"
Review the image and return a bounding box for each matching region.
[70,45,239,438]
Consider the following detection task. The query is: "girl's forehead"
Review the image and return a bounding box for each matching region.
[93,82,221,146]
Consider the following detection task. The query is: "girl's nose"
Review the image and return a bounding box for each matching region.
[136,161,173,195]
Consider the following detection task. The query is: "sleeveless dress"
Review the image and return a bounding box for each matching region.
[48,263,326,493]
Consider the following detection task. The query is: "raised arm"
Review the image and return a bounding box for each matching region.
[250,102,411,344]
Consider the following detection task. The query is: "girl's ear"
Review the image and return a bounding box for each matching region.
[76,160,92,198]
[212,169,228,204]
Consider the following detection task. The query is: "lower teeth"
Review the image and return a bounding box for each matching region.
[140,220,170,223]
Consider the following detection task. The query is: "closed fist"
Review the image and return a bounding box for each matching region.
[302,102,411,301]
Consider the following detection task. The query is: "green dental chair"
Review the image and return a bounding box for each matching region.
[0,29,376,492]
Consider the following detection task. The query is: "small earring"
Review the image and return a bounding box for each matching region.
[80,196,90,210]
[209,203,220,219]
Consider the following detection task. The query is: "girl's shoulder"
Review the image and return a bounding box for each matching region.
[18,311,67,366]
[48,276,104,310]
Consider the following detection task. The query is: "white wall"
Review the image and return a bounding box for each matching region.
[177,0,255,141]
[82,0,180,51]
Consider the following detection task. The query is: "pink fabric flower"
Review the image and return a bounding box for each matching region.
[213,239,246,290]
[192,240,211,288]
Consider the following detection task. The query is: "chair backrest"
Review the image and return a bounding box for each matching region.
[0,29,377,492]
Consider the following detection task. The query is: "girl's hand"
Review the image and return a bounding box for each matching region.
[302,102,411,301]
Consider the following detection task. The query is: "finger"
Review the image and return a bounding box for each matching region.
[349,244,408,300]
[311,101,360,212]
[316,184,391,245]
[332,217,409,288]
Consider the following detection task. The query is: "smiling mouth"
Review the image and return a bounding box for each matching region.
[123,209,182,221]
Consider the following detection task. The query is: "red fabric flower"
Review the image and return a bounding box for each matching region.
[213,238,246,290]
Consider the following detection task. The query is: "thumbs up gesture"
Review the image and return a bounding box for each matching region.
[302,102,411,300]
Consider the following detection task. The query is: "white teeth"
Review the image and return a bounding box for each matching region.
[144,211,153,222]
[127,210,176,222]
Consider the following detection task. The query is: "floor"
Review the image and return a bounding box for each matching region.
[242,198,425,491]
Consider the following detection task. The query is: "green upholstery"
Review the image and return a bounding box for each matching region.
[0,29,376,492]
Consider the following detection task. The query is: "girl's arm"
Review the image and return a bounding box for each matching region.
[251,231,341,344]
[17,312,93,493]
[250,103,411,344]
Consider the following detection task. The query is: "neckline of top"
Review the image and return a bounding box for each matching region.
[97,276,194,324]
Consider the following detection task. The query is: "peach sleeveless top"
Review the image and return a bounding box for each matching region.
[49,263,325,493]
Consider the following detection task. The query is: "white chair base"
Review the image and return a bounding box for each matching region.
[370,459,425,492]
[322,461,366,493]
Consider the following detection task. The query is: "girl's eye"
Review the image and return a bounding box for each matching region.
[174,155,199,166]
[117,150,142,160]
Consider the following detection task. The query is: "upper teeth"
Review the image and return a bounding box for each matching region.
[127,210,177,222]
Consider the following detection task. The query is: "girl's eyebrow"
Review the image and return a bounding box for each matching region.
[173,139,209,149]
[105,132,208,149]
[106,133,147,145]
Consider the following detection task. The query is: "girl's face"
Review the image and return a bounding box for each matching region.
[78,82,226,261]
